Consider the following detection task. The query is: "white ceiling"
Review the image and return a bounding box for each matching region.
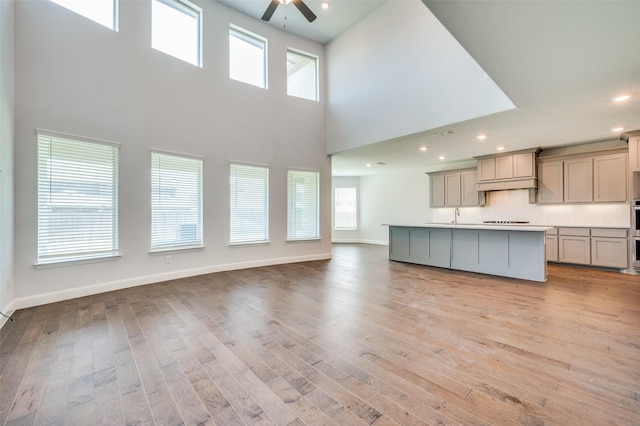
[216,0,387,45]
[218,0,640,176]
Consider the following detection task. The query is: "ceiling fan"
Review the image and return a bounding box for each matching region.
[261,0,317,23]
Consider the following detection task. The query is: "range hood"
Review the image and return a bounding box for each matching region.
[476,177,537,192]
[474,148,540,193]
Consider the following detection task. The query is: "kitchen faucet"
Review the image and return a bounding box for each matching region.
[454,207,460,226]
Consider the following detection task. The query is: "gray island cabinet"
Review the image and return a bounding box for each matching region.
[388,224,553,282]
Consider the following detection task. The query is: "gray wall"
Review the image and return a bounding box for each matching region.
[12,0,331,308]
[0,0,15,321]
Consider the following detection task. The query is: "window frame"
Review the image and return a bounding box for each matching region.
[151,0,203,67]
[150,150,204,252]
[286,48,319,101]
[287,169,320,241]
[334,187,358,230]
[229,162,270,245]
[36,130,120,267]
[229,25,268,89]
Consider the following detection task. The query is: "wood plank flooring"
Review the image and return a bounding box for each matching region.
[1,243,639,425]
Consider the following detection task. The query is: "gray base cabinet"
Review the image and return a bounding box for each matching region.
[389,226,547,282]
[450,229,546,282]
[389,227,451,268]
[552,227,628,269]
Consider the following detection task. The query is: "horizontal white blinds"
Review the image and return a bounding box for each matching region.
[37,132,119,263]
[230,163,269,244]
[287,169,319,240]
[151,152,203,250]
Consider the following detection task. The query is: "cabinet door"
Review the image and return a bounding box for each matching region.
[593,153,627,202]
[513,152,535,178]
[564,157,593,203]
[445,173,461,206]
[537,161,563,204]
[460,170,478,206]
[546,235,558,262]
[591,237,628,268]
[630,137,640,172]
[478,158,495,181]
[430,174,445,207]
[558,235,590,265]
[495,155,514,180]
[389,227,410,261]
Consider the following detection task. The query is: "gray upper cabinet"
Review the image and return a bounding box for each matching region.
[630,136,640,172]
[495,156,513,180]
[513,152,535,178]
[461,170,479,206]
[537,160,563,204]
[430,174,445,207]
[593,153,627,202]
[537,148,628,204]
[478,158,495,181]
[474,148,539,191]
[428,168,481,208]
[445,173,462,206]
[564,157,593,203]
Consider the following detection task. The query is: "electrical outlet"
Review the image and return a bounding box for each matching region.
[165,255,172,264]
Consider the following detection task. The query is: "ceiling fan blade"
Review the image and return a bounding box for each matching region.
[261,0,279,21]
[292,0,316,22]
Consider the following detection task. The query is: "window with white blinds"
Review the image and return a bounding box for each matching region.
[334,187,357,230]
[151,151,203,250]
[287,169,320,240]
[37,131,119,264]
[230,163,269,244]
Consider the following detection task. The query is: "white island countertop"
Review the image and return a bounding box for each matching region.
[384,223,554,232]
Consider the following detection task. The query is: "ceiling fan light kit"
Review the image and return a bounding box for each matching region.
[261,0,317,23]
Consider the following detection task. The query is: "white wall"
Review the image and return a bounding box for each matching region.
[325,0,514,155]
[359,171,429,244]
[0,0,15,322]
[12,0,331,309]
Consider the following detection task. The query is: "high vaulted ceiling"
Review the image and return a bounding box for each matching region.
[218,0,640,175]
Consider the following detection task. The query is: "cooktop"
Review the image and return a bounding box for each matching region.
[482,220,530,224]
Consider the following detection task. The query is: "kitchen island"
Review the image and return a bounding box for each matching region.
[386,223,553,282]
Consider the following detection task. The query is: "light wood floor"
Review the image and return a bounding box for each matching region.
[1,243,639,425]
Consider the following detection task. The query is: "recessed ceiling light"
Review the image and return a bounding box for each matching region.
[613,95,631,102]
[438,155,446,160]
[497,146,505,151]
[366,163,372,167]
[476,134,487,140]
[419,146,428,151]
[321,1,330,10]
[611,127,624,132]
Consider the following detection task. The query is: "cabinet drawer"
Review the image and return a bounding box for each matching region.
[545,227,558,235]
[558,227,590,237]
[590,228,628,238]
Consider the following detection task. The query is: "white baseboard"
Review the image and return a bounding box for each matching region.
[10,252,332,311]
[0,300,15,330]
[332,239,388,246]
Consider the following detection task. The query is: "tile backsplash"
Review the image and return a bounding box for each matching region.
[426,189,630,227]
